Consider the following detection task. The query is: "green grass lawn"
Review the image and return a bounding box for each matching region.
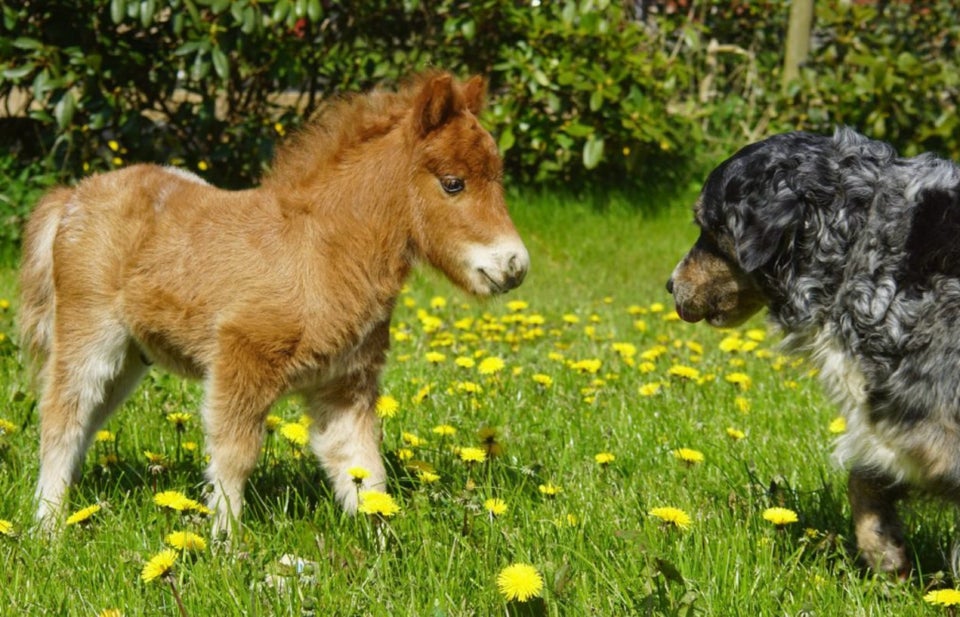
[0,189,955,616]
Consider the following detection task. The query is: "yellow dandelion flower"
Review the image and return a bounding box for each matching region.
[538,482,562,497]
[265,414,283,432]
[649,302,665,313]
[197,160,209,171]
[724,372,752,390]
[458,447,487,464]
[94,429,114,443]
[455,381,483,394]
[531,373,553,388]
[496,563,544,603]
[726,427,746,440]
[107,139,120,152]
[673,448,705,464]
[735,396,751,413]
[649,506,691,529]
[358,490,400,517]
[455,356,476,368]
[166,412,192,428]
[0,519,15,536]
[425,351,446,364]
[279,422,309,447]
[0,418,15,436]
[375,394,399,418]
[140,549,178,583]
[638,382,662,397]
[762,507,799,526]
[430,296,447,309]
[412,385,432,404]
[478,356,505,375]
[612,342,637,359]
[417,469,440,483]
[828,416,847,434]
[165,531,207,551]
[746,328,766,342]
[144,451,167,465]
[484,498,508,516]
[924,589,960,607]
[402,432,426,447]
[66,504,101,526]
[98,609,122,617]
[395,448,414,461]
[432,424,457,437]
[507,300,529,312]
[667,365,700,380]
[719,336,743,352]
[569,358,602,374]
[348,466,370,482]
[594,452,616,465]
[562,314,580,324]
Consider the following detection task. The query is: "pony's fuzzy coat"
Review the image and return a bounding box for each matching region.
[668,128,960,575]
[21,72,529,535]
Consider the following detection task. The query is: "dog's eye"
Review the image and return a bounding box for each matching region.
[439,175,465,194]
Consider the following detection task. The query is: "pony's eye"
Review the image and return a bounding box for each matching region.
[440,175,465,194]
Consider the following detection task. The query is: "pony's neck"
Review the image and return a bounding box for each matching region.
[268,126,418,305]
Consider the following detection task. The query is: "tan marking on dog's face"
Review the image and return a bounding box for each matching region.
[667,197,767,327]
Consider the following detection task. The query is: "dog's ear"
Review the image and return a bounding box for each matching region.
[730,180,805,272]
[717,139,811,273]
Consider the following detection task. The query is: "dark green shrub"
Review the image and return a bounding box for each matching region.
[775,1,960,159]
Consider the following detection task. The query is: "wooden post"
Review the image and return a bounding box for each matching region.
[782,0,815,93]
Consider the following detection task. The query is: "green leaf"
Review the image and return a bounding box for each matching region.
[211,47,229,80]
[498,127,515,153]
[141,0,156,27]
[2,63,35,81]
[241,5,257,34]
[272,0,289,22]
[460,19,476,41]
[110,0,126,23]
[306,0,321,22]
[589,88,604,112]
[54,92,76,129]
[582,134,604,169]
[12,37,43,50]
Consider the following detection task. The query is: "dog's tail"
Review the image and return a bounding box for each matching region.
[19,186,72,382]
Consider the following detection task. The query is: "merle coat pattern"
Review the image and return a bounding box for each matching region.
[667,128,960,575]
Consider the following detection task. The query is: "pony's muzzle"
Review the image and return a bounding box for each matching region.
[502,252,529,290]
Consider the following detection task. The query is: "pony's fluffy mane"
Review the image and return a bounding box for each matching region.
[264,72,447,189]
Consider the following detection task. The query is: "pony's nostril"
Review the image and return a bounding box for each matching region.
[666,278,674,294]
[507,253,528,286]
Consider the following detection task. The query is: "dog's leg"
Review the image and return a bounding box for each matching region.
[36,331,146,530]
[201,351,281,537]
[848,467,909,576]
[305,381,385,513]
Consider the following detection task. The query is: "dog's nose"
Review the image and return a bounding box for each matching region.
[666,278,674,294]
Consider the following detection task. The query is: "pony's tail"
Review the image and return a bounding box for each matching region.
[19,187,71,382]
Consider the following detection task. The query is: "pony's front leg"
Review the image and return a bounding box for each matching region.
[306,383,386,513]
[202,360,281,537]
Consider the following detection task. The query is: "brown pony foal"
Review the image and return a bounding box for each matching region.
[20,72,529,535]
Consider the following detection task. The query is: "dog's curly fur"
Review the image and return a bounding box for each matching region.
[668,127,960,575]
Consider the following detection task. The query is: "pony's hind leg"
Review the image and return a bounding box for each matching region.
[36,330,148,529]
[305,382,386,513]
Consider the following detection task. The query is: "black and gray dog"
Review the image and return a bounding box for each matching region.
[668,127,960,576]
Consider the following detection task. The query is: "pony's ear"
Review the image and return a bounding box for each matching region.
[462,75,487,115]
[413,73,463,136]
